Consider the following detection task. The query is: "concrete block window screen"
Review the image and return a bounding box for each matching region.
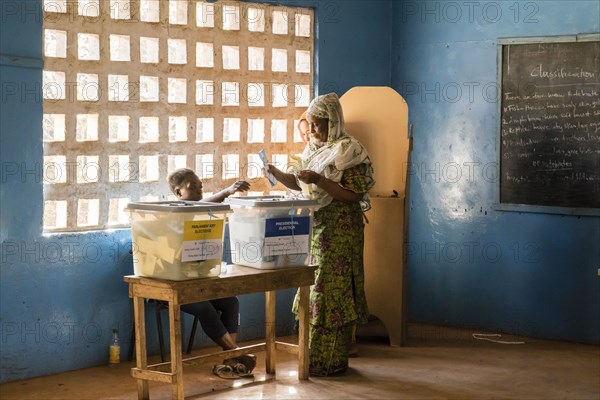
[42,0,313,232]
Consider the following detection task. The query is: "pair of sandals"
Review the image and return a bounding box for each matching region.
[212,354,257,379]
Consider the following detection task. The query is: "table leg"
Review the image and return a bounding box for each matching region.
[297,285,309,380]
[133,295,149,399]
[168,301,184,400]
[265,290,276,374]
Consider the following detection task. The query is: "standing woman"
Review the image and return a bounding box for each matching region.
[266,93,375,376]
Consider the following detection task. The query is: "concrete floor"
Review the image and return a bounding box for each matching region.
[1,323,598,399]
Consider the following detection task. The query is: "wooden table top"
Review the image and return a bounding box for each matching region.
[124,264,316,304]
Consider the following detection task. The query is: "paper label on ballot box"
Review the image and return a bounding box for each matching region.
[263,216,310,256]
[182,220,224,262]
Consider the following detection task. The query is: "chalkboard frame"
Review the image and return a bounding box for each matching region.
[495,34,600,217]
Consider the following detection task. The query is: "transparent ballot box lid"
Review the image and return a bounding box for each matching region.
[126,201,231,280]
[226,195,319,208]
[125,200,231,213]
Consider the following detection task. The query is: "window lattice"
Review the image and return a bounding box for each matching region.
[42,0,313,232]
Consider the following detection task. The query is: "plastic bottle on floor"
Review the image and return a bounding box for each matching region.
[109,329,120,367]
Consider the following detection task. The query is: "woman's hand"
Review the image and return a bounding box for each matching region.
[298,170,364,204]
[227,180,250,195]
[296,170,321,185]
[264,164,301,191]
[264,164,281,179]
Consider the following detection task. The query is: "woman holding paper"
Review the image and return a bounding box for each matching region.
[265,93,375,376]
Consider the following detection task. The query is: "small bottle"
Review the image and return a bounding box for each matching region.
[109,328,120,367]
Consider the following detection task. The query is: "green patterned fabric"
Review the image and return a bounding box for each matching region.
[341,164,374,193]
[308,323,353,376]
[293,175,370,375]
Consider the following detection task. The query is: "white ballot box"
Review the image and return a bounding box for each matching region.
[126,201,231,280]
[225,196,319,269]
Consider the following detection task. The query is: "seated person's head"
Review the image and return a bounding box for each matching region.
[298,119,309,143]
[168,168,203,201]
[296,111,309,144]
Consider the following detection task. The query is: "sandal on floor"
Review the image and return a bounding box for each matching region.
[223,354,257,374]
[231,362,254,378]
[212,364,239,379]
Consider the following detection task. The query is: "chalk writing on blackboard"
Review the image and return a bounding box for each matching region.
[499,40,600,210]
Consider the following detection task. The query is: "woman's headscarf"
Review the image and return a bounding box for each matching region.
[291,93,374,211]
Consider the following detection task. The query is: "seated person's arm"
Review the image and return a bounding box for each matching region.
[203,180,250,203]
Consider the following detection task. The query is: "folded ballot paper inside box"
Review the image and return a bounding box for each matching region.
[225,196,319,269]
[125,201,231,280]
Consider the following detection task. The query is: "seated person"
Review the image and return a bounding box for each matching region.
[169,167,250,204]
[167,168,254,370]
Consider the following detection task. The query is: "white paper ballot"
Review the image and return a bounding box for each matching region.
[259,149,277,187]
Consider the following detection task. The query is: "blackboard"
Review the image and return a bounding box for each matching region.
[498,37,600,214]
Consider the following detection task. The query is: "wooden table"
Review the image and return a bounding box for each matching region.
[124,264,316,400]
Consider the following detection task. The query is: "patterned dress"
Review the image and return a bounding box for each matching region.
[294,164,371,376]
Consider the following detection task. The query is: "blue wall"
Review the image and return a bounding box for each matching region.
[0,0,392,383]
[392,0,600,342]
[2,0,598,385]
